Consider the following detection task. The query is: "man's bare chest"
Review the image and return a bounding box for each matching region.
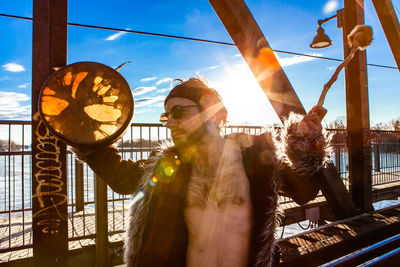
[183,141,253,267]
[186,141,251,208]
[184,159,254,232]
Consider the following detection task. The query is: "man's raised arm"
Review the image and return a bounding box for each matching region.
[274,106,331,205]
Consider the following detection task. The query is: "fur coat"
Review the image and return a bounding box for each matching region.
[82,113,331,267]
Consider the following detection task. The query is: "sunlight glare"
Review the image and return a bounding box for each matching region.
[323,0,339,15]
[208,63,281,126]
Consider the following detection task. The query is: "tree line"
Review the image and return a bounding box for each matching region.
[326,116,400,131]
[1,117,399,151]
[0,140,26,151]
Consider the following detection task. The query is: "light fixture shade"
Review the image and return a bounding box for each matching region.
[310,25,333,49]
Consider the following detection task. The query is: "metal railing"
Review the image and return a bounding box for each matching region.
[329,129,400,188]
[1,121,400,254]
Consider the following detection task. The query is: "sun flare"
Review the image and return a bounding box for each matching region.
[208,63,280,126]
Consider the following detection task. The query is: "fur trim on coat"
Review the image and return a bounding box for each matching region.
[275,112,332,176]
[124,141,177,266]
[123,113,331,267]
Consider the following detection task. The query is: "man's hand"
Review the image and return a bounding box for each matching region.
[296,106,326,140]
[68,145,95,162]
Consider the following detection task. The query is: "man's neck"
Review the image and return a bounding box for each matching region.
[176,123,224,165]
[192,132,224,171]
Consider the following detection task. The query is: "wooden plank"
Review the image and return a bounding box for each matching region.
[31,0,68,266]
[85,212,96,235]
[280,196,339,225]
[341,1,373,211]
[208,0,358,220]
[0,208,128,263]
[372,0,400,70]
[372,181,400,202]
[70,213,85,236]
[279,205,400,265]
[0,224,9,248]
[319,164,360,218]
[310,230,332,240]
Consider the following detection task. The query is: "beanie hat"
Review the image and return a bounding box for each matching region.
[164,78,228,124]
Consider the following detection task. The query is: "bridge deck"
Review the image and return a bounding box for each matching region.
[1,182,399,264]
[278,204,400,266]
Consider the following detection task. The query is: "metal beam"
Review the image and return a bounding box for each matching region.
[372,0,400,71]
[32,0,68,266]
[341,1,373,211]
[208,0,304,118]
[209,0,358,219]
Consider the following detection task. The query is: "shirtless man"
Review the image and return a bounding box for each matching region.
[77,77,329,267]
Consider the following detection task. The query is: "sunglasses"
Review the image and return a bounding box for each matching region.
[160,105,198,126]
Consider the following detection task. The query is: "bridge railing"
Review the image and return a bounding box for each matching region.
[1,121,399,253]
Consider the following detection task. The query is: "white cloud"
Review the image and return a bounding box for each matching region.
[0,91,30,104]
[0,91,31,120]
[106,31,127,41]
[323,0,339,15]
[206,65,218,70]
[156,78,172,86]
[157,88,169,93]
[18,83,29,88]
[2,63,25,72]
[134,108,156,114]
[140,77,157,82]
[154,101,165,108]
[276,53,322,67]
[234,53,242,57]
[135,95,165,108]
[133,86,157,97]
[234,63,247,68]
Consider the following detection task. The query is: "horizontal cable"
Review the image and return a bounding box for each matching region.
[0,13,32,21]
[0,13,397,70]
[68,22,235,46]
[0,13,233,45]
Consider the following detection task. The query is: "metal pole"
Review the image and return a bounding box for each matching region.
[75,159,84,212]
[340,2,373,211]
[32,0,68,266]
[335,145,341,174]
[95,174,109,267]
[374,144,381,172]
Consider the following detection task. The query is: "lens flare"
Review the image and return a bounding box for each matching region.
[258,47,280,71]
[164,166,174,176]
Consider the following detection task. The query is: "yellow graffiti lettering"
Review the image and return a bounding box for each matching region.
[33,119,67,234]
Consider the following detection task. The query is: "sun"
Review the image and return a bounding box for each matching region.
[208,63,280,127]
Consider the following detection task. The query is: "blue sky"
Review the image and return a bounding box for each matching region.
[0,0,399,128]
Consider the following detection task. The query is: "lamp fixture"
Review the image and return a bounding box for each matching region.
[310,25,333,48]
[310,14,337,49]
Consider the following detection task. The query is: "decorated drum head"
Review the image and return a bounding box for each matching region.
[39,61,134,148]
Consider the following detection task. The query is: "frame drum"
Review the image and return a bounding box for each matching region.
[38,62,134,149]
